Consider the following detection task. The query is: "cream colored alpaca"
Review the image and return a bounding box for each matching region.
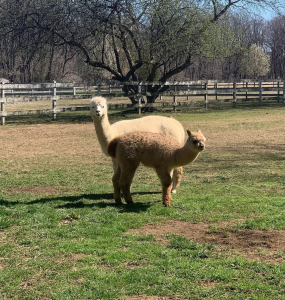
[90,96,185,192]
[108,130,206,206]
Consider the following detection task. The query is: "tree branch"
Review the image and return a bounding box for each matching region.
[212,0,241,21]
[159,57,192,82]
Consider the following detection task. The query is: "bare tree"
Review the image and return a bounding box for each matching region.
[265,16,285,79]
[0,0,281,100]
[0,0,81,82]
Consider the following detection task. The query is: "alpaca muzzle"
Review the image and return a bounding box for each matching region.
[198,142,205,150]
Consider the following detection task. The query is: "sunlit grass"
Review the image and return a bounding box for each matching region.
[0,107,285,299]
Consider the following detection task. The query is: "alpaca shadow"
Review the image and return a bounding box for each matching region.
[0,193,112,207]
[0,191,160,213]
[56,191,160,213]
[31,193,114,205]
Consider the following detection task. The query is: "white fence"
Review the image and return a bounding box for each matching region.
[1,80,285,125]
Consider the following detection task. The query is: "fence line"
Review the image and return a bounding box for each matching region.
[1,80,285,125]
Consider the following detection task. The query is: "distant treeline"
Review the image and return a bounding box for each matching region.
[0,1,284,84]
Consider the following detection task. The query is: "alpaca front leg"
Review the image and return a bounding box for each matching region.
[162,183,173,206]
[156,169,173,206]
[172,167,183,194]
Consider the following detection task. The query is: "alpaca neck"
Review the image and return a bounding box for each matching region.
[92,113,112,155]
[174,145,199,167]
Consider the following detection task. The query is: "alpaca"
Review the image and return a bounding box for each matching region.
[107,130,206,206]
[90,96,185,192]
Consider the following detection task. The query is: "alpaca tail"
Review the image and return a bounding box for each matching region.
[107,139,118,158]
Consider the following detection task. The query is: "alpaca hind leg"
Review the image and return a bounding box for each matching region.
[156,169,173,206]
[119,167,137,205]
[112,165,123,205]
[172,167,183,194]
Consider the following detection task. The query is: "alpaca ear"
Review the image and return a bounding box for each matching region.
[187,130,191,137]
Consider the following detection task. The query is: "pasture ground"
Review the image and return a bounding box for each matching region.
[0,107,285,299]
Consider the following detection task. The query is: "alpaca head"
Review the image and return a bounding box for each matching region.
[90,96,107,118]
[186,130,206,153]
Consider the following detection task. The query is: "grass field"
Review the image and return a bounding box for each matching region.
[0,106,285,299]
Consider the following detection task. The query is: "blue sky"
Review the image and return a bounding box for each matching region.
[261,9,278,20]
[256,1,285,20]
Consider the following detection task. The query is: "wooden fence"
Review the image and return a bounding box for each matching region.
[1,80,285,125]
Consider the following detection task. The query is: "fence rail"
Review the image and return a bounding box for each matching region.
[1,80,285,125]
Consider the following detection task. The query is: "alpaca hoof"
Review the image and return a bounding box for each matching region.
[171,189,177,194]
[115,199,123,205]
[126,200,134,205]
[163,201,171,207]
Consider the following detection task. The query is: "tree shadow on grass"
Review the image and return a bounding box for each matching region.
[6,109,138,126]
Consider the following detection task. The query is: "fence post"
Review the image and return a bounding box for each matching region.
[173,95,177,112]
[259,80,263,106]
[283,80,285,105]
[187,83,190,101]
[1,84,6,125]
[233,82,237,107]
[214,82,218,101]
[73,87,76,96]
[137,83,142,115]
[52,81,57,120]
[245,82,248,101]
[97,84,101,95]
[204,81,208,109]
[0,101,5,125]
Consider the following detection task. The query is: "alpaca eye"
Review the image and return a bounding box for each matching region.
[192,140,198,145]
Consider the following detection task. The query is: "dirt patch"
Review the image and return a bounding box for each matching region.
[127,220,285,263]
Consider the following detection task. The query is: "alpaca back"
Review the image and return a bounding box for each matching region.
[111,116,185,144]
[108,131,182,168]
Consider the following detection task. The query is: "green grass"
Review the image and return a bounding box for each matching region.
[1,107,285,299]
